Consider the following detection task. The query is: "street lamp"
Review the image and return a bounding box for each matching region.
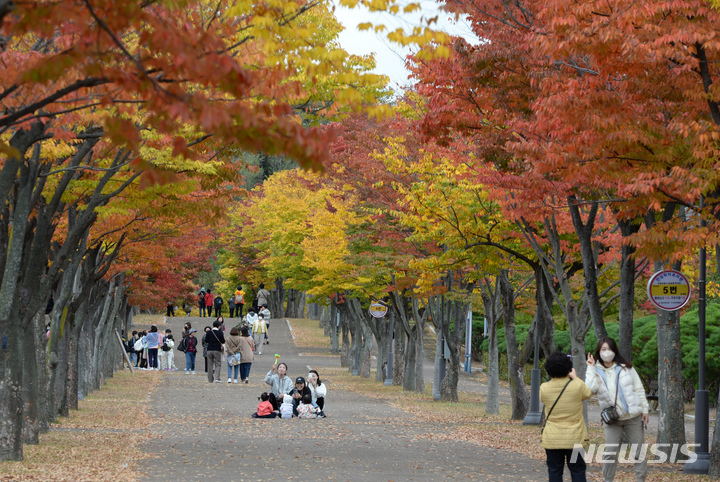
[523,318,542,425]
[685,204,710,474]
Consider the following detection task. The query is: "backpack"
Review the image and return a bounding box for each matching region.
[177,336,188,353]
[235,293,244,304]
[161,340,171,352]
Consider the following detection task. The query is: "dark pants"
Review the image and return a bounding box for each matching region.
[546,449,586,482]
[206,305,213,317]
[237,304,243,318]
[316,397,325,410]
[147,348,158,369]
[214,306,221,317]
[229,307,235,318]
[166,306,174,316]
[199,305,206,317]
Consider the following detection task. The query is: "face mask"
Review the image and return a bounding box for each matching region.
[600,350,615,363]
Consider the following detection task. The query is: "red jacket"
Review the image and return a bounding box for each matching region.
[257,400,273,416]
[205,292,214,307]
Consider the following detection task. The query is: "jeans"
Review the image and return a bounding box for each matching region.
[227,353,241,379]
[129,352,138,366]
[147,348,158,368]
[199,305,206,317]
[546,448,586,482]
[240,362,252,381]
[185,351,196,371]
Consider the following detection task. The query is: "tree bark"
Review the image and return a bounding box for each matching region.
[499,269,528,420]
[617,217,640,362]
[480,276,500,414]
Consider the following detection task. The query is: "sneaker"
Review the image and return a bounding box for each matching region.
[227,378,232,383]
[215,379,222,383]
[185,371,189,375]
[233,379,238,384]
[191,371,196,375]
[244,379,249,384]
[318,411,327,418]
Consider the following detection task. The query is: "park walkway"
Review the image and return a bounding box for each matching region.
[140,315,561,481]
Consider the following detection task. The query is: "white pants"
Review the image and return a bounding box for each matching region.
[253,334,264,354]
[159,350,174,370]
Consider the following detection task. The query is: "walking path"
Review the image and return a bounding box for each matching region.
[140,315,554,481]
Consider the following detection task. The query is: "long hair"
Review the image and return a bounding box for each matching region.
[594,337,632,368]
[309,369,322,386]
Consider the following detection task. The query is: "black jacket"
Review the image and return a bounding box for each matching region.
[205,329,225,351]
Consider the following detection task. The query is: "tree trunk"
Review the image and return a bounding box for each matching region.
[0,321,25,460]
[22,311,47,445]
[568,198,608,342]
[656,295,687,447]
[617,217,640,362]
[297,291,306,319]
[340,307,350,367]
[481,277,501,415]
[393,318,404,386]
[271,277,285,319]
[499,269,528,420]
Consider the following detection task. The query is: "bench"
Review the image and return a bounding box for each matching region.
[645,380,658,411]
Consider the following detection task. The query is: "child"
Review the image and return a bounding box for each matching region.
[279,393,294,419]
[159,330,174,370]
[252,393,278,419]
[297,393,318,419]
[259,306,271,344]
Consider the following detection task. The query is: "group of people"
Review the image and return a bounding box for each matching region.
[126,327,178,370]
[540,337,650,482]
[195,283,273,319]
[253,362,327,419]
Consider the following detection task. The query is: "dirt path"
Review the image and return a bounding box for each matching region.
[140,315,557,481]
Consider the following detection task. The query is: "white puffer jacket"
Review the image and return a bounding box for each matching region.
[585,363,649,420]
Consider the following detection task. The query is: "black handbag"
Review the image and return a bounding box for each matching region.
[601,371,621,425]
[541,379,572,435]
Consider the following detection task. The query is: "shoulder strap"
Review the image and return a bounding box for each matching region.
[542,379,573,430]
[613,366,621,407]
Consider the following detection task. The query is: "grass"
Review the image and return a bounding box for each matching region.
[287,318,332,348]
[0,370,159,481]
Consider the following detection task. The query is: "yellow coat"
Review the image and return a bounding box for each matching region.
[539,377,592,449]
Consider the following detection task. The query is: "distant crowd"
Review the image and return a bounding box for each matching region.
[163,284,273,320]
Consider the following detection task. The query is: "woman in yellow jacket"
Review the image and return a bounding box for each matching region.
[540,352,593,482]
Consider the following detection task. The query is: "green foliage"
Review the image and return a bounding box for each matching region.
[478,304,720,401]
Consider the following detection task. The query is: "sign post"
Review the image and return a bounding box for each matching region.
[646,270,691,311]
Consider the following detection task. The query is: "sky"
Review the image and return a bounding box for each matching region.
[333,1,477,91]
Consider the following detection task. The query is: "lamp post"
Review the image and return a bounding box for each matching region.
[523,318,542,425]
[685,201,710,474]
[464,308,472,373]
[384,309,395,385]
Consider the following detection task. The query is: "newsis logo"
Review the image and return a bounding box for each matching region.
[570,444,699,464]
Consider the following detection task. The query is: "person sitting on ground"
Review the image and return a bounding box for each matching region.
[297,393,319,419]
[307,369,327,415]
[265,362,293,401]
[279,393,294,419]
[291,376,312,417]
[252,392,278,419]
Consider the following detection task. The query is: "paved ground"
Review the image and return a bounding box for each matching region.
[136,314,694,481]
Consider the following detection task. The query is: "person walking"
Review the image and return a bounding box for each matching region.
[183,329,198,375]
[225,326,242,383]
[249,309,266,355]
[234,287,245,318]
[214,293,224,318]
[204,290,214,318]
[540,352,593,482]
[228,295,236,319]
[202,326,211,373]
[238,325,255,383]
[206,320,225,383]
[586,337,649,482]
[197,290,206,317]
[255,283,271,311]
